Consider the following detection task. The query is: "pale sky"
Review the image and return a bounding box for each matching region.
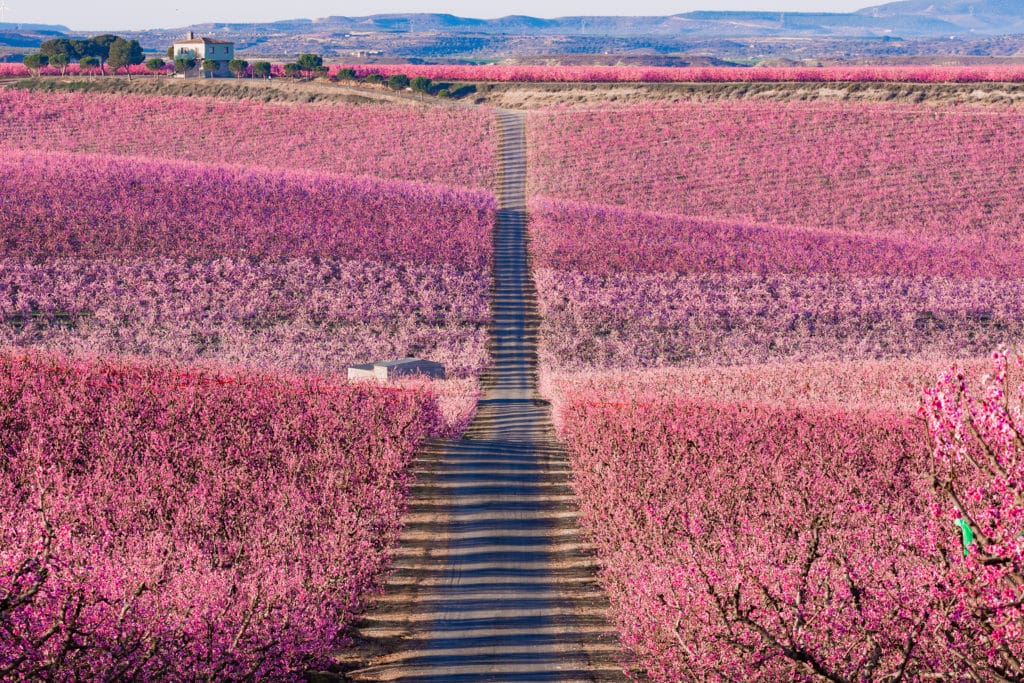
[5,1,876,33]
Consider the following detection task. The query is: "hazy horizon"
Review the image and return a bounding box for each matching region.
[3,1,876,33]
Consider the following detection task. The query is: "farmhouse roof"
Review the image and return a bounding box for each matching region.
[174,37,234,45]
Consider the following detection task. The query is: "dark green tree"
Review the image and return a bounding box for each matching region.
[69,39,90,58]
[174,57,196,75]
[295,53,322,77]
[87,34,119,61]
[251,61,272,79]
[145,57,165,75]
[22,53,47,76]
[201,59,218,77]
[39,38,76,62]
[334,67,357,81]
[364,73,384,84]
[107,38,144,79]
[166,46,175,60]
[228,59,248,78]
[387,73,410,90]
[78,55,100,74]
[410,76,432,93]
[283,63,301,78]
[49,53,70,76]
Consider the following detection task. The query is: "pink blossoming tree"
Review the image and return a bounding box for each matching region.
[922,348,1024,680]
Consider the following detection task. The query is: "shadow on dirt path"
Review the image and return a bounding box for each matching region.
[342,111,628,681]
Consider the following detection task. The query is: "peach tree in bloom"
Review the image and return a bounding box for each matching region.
[922,348,1024,680]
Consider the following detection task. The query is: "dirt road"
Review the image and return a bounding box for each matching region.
[345,111,626,681]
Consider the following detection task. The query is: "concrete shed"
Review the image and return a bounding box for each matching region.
[348,358,446,382]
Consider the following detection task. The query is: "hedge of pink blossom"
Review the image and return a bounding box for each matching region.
[0,149,493,268]
[559,392,951,680]
[539,356,992,427]
[552,352,1024,680]
[0,151,491,422]
[331,63,1024,83]
[536,269,1024,372]
[0,351,445,680]
[0,63,158,77]
[0,90,497,190]
[528,101,1024,239]
[0,257,488,378]
[7,62,1024,82]
[530,198,1024,279]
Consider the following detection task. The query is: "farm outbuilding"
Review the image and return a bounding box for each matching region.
[347,358,446,382]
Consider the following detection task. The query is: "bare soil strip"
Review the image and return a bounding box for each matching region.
[341,111,626,681]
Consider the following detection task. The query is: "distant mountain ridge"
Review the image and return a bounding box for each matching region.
[207,1,1022,38]
[858,0,1024,33]
[5,1,1024,64]
[0,22,71,33]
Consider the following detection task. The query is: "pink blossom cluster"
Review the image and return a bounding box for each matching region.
[559,393,949,679]
[329,63,1024,83]
[536,269,1024,372]
[528,102,1024,240]
[921,349,1024,680]
[0,351,444,679]
[530,198,1024,279]
[0,257,488,378]
[0,90,497,189]
[0,149,494,269]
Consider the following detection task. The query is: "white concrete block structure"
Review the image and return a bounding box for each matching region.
[348,358,446,382]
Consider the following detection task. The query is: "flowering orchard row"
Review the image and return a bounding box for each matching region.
[0,63,157,77]
[561,396,942,680]
[0,352,446,680]
[0,151,492,407]
[536,269,1024,372]
[2,63,292,78]
[0,91,497,190]
[528,102,1024,240]
[7,61,1024,82]
[0,257,488,379]
[0,149,494,268]
[555,352,1024,680]
[530,198,1024,279]
[539,356,992,423]
[329,63,1024,83]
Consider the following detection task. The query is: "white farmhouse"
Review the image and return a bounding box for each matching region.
[171,32,235,77]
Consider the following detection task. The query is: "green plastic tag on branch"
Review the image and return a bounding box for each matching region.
[954,518,974,556]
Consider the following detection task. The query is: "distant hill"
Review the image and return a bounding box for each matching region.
[858,0,1024,33]
[0,23,69,55]
[0,22,70,34]
[162,6,1022,39]
[248,12,962,37]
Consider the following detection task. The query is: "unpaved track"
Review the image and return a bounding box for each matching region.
[346,112,626,681]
